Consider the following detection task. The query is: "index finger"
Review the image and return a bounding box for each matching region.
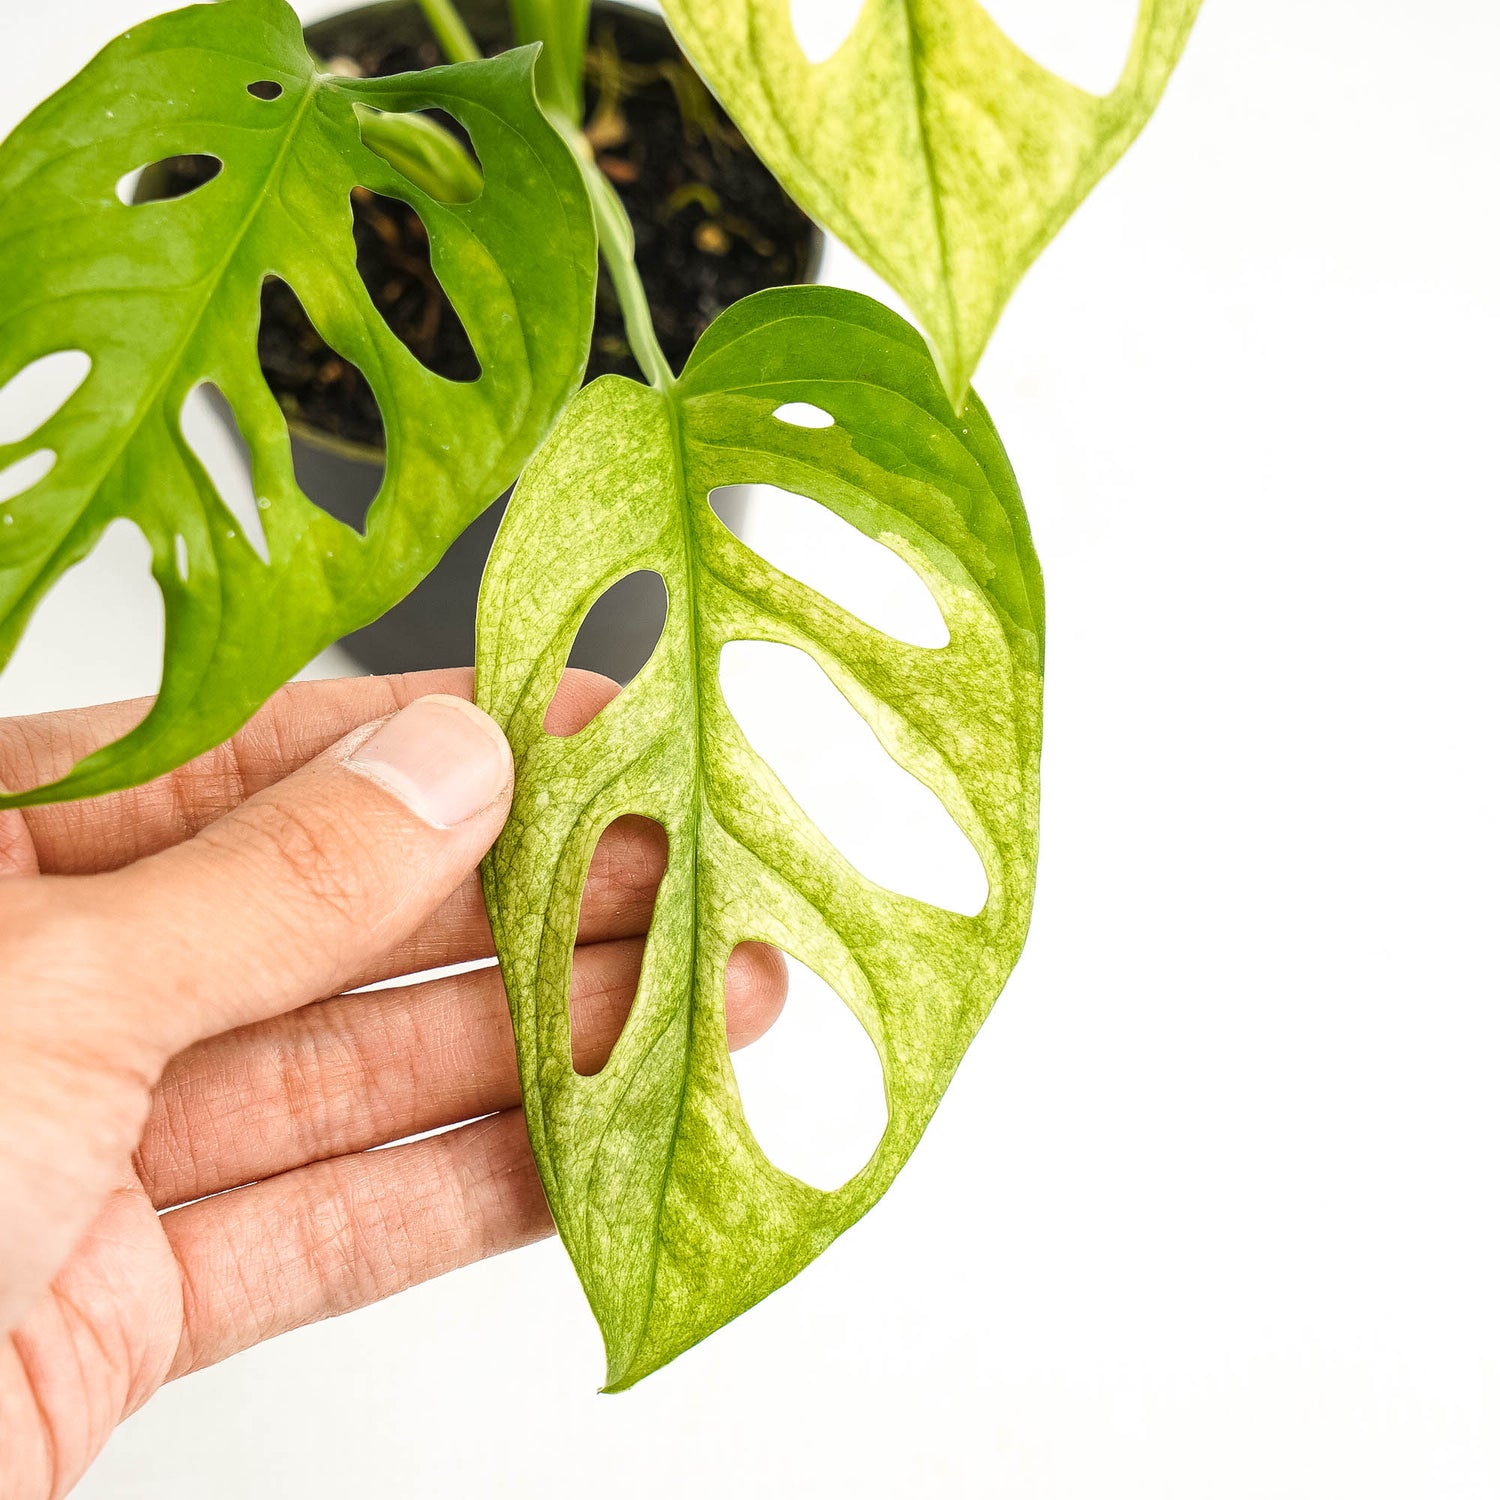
[0,666,615,876]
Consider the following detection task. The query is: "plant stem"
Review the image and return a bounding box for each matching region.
[508,0,588,126]
[417,0,483,63]
[574,140,674,390]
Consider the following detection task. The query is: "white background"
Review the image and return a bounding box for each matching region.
[4,0,1500,1495]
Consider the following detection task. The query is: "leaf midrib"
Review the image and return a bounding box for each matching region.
[610,384,708,1384]
[10,68,323,616]
[898,0,956,363]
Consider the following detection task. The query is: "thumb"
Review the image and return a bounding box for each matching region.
[82,693,514,1056]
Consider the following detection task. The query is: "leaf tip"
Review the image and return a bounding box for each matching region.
[925,328,977,415]
[941,364,973,418]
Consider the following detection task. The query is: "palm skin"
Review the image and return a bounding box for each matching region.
[4,1173,179,1495]
[0,670,784,1500]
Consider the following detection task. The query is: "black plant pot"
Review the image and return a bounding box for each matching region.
[260,0,821,684]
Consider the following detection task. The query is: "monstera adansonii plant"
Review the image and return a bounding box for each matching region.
[0,0,1199,1385]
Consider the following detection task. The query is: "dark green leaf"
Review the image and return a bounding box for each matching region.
[0,0,593,806]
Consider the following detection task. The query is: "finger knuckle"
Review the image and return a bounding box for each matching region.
[293,1169,412,1311]
[219,797,369,932]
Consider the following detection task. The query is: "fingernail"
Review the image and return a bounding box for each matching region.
[343,695,513,828]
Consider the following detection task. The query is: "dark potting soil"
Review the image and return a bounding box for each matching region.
[157,0,819,455]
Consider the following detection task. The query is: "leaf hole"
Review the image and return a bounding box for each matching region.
[0,351,91,446]
[570,816,668,1076]
[247,79,284,101]
[719,640,988,916]
[179,384,270,564]
[117,154,221,206]
[174,534,191,583]
[984,0,1140,96]
[0,450,55,505]
[772,401,835,429]
[540,668,609,737]
[561,569,668,698]
[350,188,481,382]
[0,518,163,720]
[257,277,388,530]
[728,948,886,1192]
[709,484,948,648]
[356,106,481,205]
[788,0,863,63]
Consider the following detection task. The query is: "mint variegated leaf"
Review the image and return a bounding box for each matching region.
[477,286,1043,1388]
[661,0,1200,407]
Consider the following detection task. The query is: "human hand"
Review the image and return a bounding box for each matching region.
[0,669,785,1500]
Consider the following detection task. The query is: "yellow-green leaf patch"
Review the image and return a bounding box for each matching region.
[661,0,1201,405]
[477,286,1043,1387]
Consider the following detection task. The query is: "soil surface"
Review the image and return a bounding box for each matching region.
[158,0,819,454]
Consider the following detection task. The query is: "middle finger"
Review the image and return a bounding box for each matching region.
[338,814,670,991]
[137,938,787,1210]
